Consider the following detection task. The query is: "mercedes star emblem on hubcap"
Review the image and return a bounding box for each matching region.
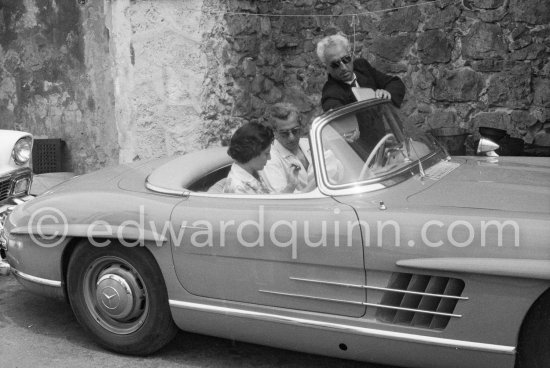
[100,286,120,309]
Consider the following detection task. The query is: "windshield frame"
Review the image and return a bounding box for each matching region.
[309,99,447,196]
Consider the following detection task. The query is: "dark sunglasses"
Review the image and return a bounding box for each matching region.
[329,55,352,69]
[277,126,301,138]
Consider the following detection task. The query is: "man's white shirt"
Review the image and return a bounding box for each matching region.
[261,138,314,193]
[261,138,344,193]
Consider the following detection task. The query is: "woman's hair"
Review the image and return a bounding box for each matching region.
[227,122,274,163]
[316,33,350,65]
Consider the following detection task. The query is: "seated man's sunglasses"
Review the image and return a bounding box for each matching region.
[277,127,301,138]
[329,55,352,69]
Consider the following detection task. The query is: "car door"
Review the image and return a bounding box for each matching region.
[170,193,366,317]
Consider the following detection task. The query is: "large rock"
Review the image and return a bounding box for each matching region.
[225,15,260,36]
[425,109,457,129]
[470,111,511,134]
[462,22,507,60]
[433,68,484,102]
[410,66,436,103]
[533,78,550,108]
[540,60,550,77]
[380,7,421,34]
[471,0,505,9]
[510,43,545,61]
[510,110,538,139]
[424,5,460,30]
[509,0,550,24]
[487,64,532,108]
[283,86,314,113]
[469,59,504,72]
[417,30,452,64]
[371,35,415,62]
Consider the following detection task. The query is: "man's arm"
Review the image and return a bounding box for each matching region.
[321,85,347,112]
[322,97,344,112]
[357,59,406,107]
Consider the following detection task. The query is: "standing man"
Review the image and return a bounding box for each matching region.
[316,33,406,111]
[261,102,342,193]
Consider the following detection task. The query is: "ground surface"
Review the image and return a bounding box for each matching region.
[0,273,395,368]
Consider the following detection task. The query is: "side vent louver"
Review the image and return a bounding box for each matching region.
[376,273,466,330]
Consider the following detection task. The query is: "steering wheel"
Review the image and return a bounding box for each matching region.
[359,133,395,180]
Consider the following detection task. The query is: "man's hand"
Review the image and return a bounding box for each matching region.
[375,89,391,100]
[281,164,300,193]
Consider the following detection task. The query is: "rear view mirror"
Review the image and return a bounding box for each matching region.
[477,138,500,156]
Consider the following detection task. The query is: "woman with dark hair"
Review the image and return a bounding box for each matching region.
[223,122,276,194]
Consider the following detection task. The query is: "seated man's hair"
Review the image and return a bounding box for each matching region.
[267,102,301,129]
[316,33,350,65]
[227,122,274,164]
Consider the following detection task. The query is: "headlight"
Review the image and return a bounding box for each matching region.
[12,136,32,165]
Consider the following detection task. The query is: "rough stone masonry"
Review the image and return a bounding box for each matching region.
[0,0,548,173]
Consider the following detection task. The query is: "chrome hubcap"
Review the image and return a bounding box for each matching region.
[83,258,148,334]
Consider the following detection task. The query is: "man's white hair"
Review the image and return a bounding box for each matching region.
[316,34,350,65]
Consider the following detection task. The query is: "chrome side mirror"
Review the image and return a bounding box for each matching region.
[477,137,500,156]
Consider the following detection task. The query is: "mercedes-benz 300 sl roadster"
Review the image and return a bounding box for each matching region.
[2,100,549,368]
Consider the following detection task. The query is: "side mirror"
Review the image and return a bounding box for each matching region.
[477,137,500,156]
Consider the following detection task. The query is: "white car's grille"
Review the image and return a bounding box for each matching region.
[0,177,11,202]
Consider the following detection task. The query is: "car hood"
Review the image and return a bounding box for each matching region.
[407,157,550,214]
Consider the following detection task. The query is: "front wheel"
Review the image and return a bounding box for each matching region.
[67,241,177,355]
[515,290,550,368]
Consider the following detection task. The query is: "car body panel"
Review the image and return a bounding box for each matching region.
[328,173,550,349]
[171,194,366,317]
[168,297,515,368]
[3,100,549,368]
[407,156,550,213]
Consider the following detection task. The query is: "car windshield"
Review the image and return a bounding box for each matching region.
[317,102,438,187]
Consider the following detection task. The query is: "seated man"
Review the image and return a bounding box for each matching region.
[261,103,342,193]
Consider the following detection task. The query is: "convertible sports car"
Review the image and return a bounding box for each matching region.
[2,99,549,368]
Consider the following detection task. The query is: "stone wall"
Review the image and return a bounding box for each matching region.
[105,0,214,162]
[1,0,549,173]
[0,0,118,173]
[203,0,550,147]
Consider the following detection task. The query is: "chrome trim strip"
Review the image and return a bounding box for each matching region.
[367,302,461,318]
[258,289,462,318]
[169,299,515,355]
[11,268,62,287]
[259,289,365,306]
[145,181,188,196]
[289,277,469,300]
[397,258,550,281]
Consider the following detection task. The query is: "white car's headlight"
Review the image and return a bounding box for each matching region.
[12,137,32,165]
